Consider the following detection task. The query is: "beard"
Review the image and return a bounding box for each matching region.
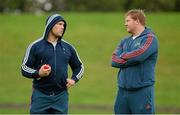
[51,30,63,38]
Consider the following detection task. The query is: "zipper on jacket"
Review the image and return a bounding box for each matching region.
[53,42,64,89]
[54,46,57,76]
[124,68,127,88]
[122,39,129,88]
[49,42,57,76]
[124,38,132,89]
[47,42,64,89]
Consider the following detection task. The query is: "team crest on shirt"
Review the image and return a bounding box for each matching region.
[134,42,141,47]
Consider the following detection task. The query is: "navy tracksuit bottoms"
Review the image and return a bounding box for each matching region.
[114,85,155,114]
[30,89,68,114]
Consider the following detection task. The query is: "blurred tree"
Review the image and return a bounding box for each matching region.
[0,0,179,13]
[123,0,132,11]
[0,0,33,13]
[51,0,66,11]
[121,0,179,12]
[175,0,180,11]
[0,0,18,12]
[66,0,124,11]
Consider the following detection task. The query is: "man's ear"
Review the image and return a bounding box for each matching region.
[135,19,140,25]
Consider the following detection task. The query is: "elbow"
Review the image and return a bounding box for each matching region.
[80,64,84,77]
[111,61,119,68]
[111,61,126,68]
[21,67,31,78]
[21,64,26,77]
[21,69,27,77]
[21,65,26,77]
[111,62,115,67]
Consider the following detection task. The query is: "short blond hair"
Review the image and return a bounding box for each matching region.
[126,9,146,26]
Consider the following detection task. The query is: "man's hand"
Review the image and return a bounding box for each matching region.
[38,64,51,77]
[66,79,75,89]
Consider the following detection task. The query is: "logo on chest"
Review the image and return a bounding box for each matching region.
[134,42,141,48]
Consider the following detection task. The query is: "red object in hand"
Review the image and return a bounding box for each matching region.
[43,65,50,69]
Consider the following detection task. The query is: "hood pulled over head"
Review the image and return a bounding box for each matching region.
[42,14,67,40]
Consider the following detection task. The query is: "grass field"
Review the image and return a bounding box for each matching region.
[0,12,180,113]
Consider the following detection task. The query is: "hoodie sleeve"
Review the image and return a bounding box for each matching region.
[121,33,158,64]
[21,44,40,79]
[69,46,84,83]
[111,39,128,68]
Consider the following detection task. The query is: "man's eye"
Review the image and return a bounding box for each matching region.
[59,23,62,25]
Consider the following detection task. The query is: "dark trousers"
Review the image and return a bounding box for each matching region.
[114,85,155,114]
[30,89,68,114]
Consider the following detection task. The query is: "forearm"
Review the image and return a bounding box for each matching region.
[21,68,40,79]
[111,54,128,68]
[120,35,157,63]
[71,64,84,83]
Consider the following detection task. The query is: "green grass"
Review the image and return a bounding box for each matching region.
[0,12,180,113]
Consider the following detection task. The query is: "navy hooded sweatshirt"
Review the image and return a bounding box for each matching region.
[21,14,84,95]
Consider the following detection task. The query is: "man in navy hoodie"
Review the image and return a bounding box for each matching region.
[112,9,158,114]
[21,14,84,114]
